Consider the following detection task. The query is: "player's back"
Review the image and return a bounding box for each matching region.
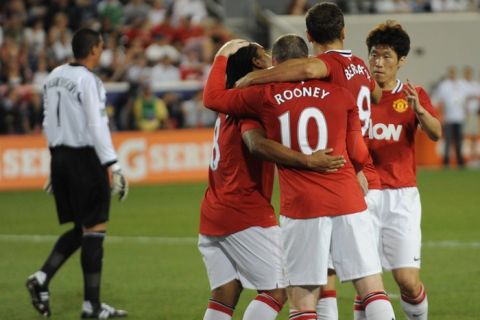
[200,113,277,237]
[43,63,106,147]
[319,49,381,189]
[258,79,367,219]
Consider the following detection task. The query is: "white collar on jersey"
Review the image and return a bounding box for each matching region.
[324,49,352,58]
[392,79,403,94]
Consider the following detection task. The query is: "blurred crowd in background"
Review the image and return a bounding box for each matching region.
[0,0,229,133]
[287,0,480,14]
[0,0,479,137]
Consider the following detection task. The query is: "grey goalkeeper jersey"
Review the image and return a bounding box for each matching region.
[43,63,117,165]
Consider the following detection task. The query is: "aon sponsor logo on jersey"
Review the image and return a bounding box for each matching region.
[368,120,403,141]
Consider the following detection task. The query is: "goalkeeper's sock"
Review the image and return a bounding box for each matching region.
[40,226,83,286]
[316,290,338,320]
[243,292,283,320]
[203,299,234,320]
[400,284,428,320]
[81,231,105,309]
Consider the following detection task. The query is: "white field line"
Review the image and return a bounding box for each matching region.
[0,234,479,248]
[0,234,197,245]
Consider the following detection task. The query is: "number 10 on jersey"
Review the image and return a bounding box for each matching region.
[279,107,328,155]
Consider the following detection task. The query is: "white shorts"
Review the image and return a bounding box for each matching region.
[198,226,286,291]
[369,188,422,271]
[280,210,382,286]
[366,189,383,247]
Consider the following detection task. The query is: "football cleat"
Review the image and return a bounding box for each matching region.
[26,275,51,317]
[81,302,128,319]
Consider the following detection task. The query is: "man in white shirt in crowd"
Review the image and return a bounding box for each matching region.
[460,66,480,162]
[434,66,468,167]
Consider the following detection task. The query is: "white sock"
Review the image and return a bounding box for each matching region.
[243,292,282,320]
[203,300,233,320]
[364,291,395,320]
[82,301,93,313]
[34,271,47,286]
[353,295,366,320]
[400,285,428,320]
[316,291,338,320]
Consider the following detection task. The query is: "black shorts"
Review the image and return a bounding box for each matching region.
[50,146,110,228]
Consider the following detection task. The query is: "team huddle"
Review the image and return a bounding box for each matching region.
[23,2,440,320]
[199,2,441,320]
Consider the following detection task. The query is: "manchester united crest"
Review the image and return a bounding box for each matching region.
[393,98,409,113]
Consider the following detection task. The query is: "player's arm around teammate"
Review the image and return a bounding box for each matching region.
[242,128,345,173]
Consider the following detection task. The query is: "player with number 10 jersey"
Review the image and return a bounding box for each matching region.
[205,56,368,218]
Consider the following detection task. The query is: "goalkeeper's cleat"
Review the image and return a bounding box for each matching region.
[81,302,128,319]
[26,275,51,317]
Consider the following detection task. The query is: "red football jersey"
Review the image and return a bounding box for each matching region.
[368,80,438,189]
[319,50,381,189]
[204,56,368,218]
[200,114,277,236]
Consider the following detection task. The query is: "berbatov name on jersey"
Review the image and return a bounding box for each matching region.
[203,56,369,219]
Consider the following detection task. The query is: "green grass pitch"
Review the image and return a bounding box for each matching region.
[1,169,479,319]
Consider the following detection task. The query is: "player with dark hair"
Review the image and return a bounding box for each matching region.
[199,38,345,320]
[25,28,128,319]
[204,36,396,320]
[234,3,385,318]
[353,20,441,320]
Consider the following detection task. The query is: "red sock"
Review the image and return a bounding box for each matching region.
[203,299,234,320]
[289,310,317,320]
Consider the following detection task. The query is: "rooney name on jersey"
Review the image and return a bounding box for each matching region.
[274,86,331,105]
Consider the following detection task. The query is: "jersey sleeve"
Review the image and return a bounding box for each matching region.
[344,90,369,171]
[203,56,264,118]
[417,86,438,118]
[81,74,117,165]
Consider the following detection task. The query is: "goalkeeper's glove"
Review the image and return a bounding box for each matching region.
[111,163,128,201]
[43,175,53,195]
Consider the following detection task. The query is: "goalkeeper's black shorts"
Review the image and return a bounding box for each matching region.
[50,146,110,228]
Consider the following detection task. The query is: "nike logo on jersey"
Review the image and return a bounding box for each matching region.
[414,257,421,261]
[368,120,403,141]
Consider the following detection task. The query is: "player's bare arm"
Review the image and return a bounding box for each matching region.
[403,79,442,141]
[242,128,345,172]
[235,57,328,88]
[356,170,368,195]
[215,39,250,58]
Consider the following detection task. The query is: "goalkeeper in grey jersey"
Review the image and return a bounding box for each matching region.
[26,28,128,319]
